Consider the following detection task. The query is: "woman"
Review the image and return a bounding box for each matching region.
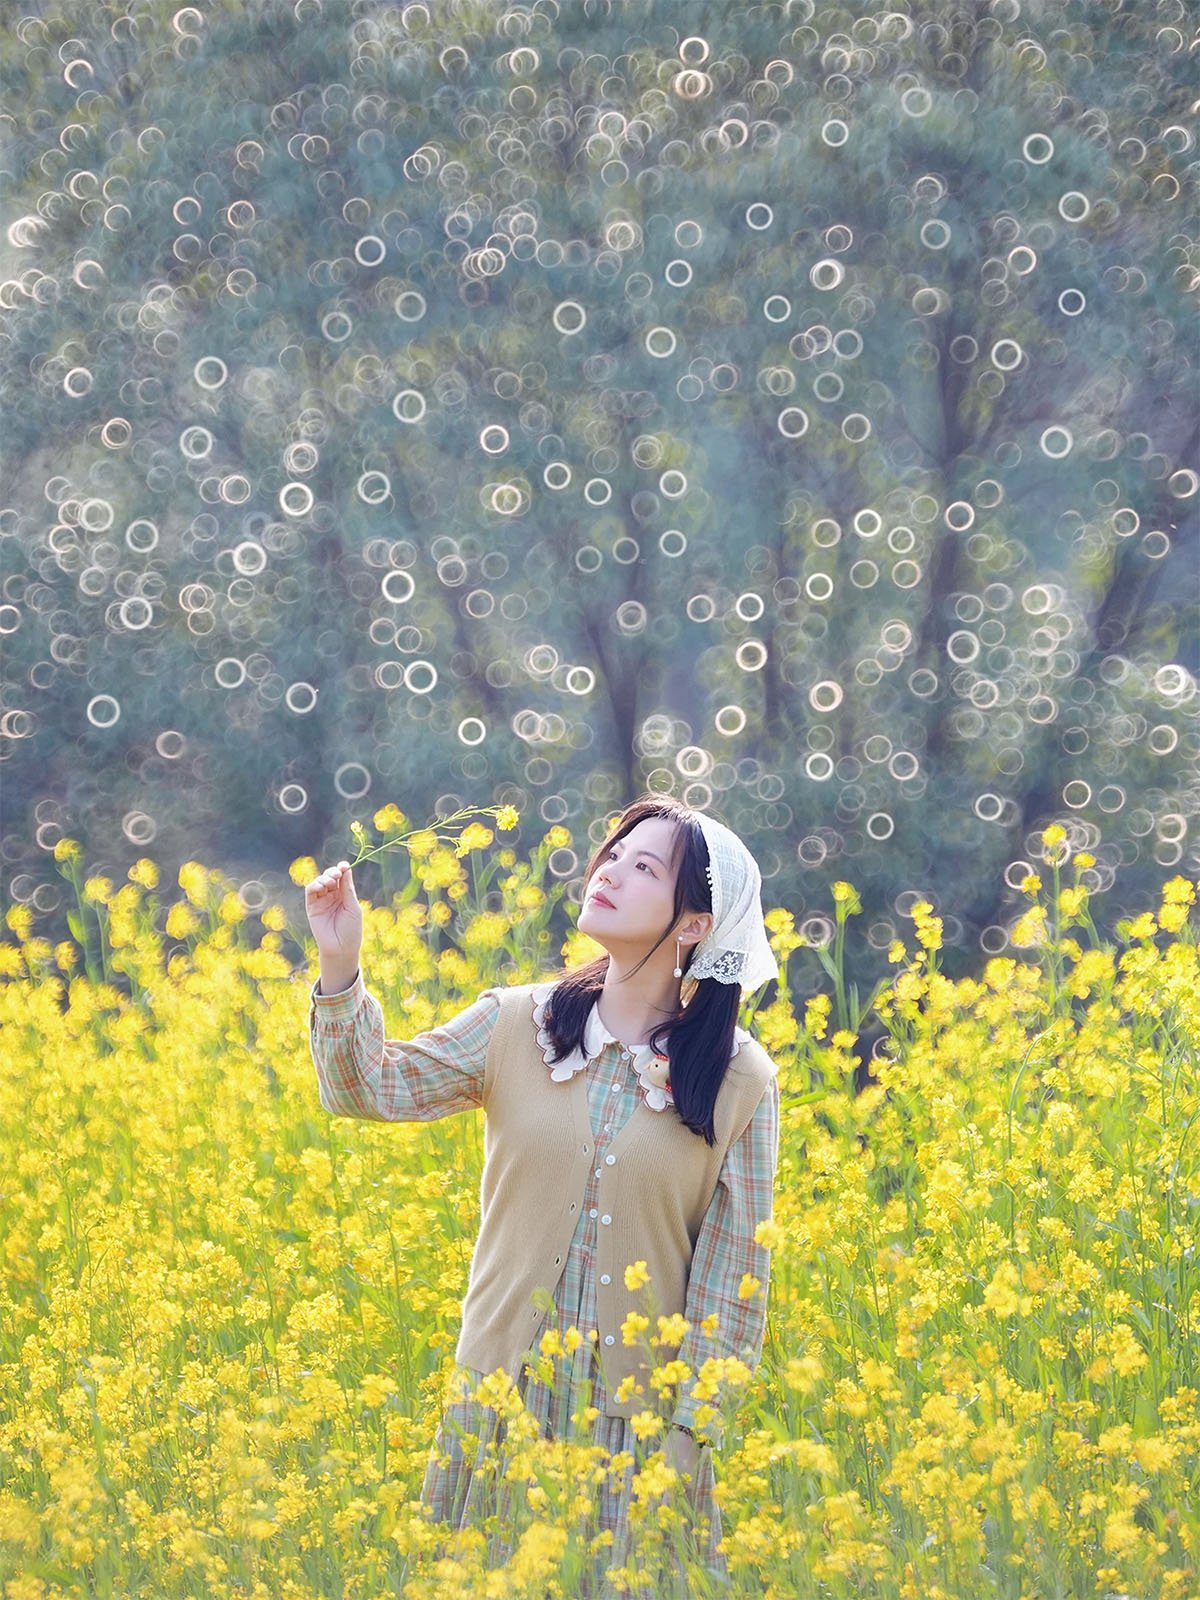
[305,794,781,1596]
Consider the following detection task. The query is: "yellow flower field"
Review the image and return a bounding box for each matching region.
[0,824,1197,1599]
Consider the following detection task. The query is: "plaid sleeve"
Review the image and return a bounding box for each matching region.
[308,967,500,1122]
[670,1072,780,1450]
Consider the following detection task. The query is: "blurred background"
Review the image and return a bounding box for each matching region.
[1,0,1196,997]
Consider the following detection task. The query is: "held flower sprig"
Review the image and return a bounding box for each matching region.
[347,803,519,867]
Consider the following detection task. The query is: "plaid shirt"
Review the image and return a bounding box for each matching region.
[310,968,779,1445]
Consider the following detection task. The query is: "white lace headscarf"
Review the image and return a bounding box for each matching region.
[677,809,779,996]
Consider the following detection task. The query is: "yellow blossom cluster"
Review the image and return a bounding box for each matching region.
[0,850,1194,1597]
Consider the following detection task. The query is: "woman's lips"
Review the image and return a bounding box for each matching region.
[591,892,615,908]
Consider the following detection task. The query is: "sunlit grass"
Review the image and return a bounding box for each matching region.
[0,820,1197,1598]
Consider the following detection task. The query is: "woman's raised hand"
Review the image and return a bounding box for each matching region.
[304,860,363,966]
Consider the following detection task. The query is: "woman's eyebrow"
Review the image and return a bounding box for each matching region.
[609,844,668,868]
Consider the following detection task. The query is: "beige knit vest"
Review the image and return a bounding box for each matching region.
[454,980,777,1420]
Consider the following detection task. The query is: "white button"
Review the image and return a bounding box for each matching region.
[589,1207,598,1218]
[605,1154,616,1165]
[604,1123,612,1133]
[610,1083,621,1092]
[594,1167,602,1178]
[604,1334,615,1345]
[600,1273,611,1285]
[601,1214,612,1225]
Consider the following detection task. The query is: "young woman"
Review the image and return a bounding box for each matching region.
[305,794,781,1595]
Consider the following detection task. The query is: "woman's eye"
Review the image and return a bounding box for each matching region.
[606,849,650,872]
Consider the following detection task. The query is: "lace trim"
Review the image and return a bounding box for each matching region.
[529,982,749,1113]
[688,946,745,983]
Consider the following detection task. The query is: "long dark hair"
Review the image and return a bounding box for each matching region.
[540,795,744,1146]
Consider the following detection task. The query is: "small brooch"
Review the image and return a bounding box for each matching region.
[630,1044,674,1111]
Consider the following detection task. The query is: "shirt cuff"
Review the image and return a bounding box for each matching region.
[309,967,364,1025]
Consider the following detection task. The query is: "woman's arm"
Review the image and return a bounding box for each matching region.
[309,971,501,1121]
[669,1074,781,1449]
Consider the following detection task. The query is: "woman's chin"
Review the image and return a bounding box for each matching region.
[577,910,613,948]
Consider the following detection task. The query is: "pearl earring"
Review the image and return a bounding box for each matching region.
[673,937,683,979]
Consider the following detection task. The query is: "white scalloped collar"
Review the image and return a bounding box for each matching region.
[530,980,750,1113]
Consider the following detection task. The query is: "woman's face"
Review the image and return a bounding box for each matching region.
[578,815,701,956]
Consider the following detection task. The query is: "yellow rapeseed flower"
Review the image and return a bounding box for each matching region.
[0,944,24,978]
[1041,824,1070,864]
[805,992,831,1040]
[418,847,463,890]
[911,901,943,951]
[1132,1435,1175,1473]
[561,926,605,969]
[127,858,159,888]
[373,803,408,834]
[165,901,201,939]
[737,1273,762,1300]
[5,904,33,940]
[1119,912,1158,942]
[454,821,494,856]
[756,997,799,1054]
[1058,886,1088,919]
[178,861,209,906]
[546,824,571,849]
[754,1218,784,1250]
[783,1353,825,1394]
[982,1260,1033,1319]
[82,876,114,905]
[462,911,508,952]
[624,1260,650,1291]
[495,805,520,830]
[357,1372,398,1408]
[1159,903,1190,934]
[655,1313,690,1346]
[1020,873,1042,895]
[289,855,318,886]
[651,1359,691,1393]
[217,891,247,925]
[859,1358,901,1398]
[1161,875,1195,906]
[630,1410,665,1443]
[621,1311,650,1347]
[1011,906,1048,948]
